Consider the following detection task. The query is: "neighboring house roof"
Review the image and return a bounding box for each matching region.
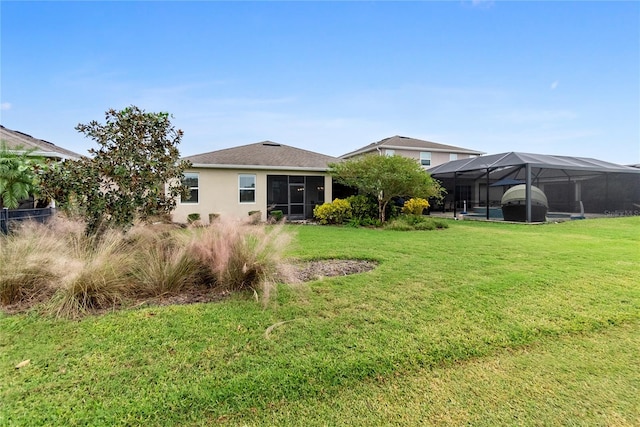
[0,125,81,160]
[340,135,485,159]
[183,141,341,171]
[427,152,640,179]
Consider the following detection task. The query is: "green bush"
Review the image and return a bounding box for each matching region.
[403,214,428,226]
[187,213,201,223]
[385,219,414,231]
[346,195,378,222]
[269,210,284,222]
[413,221,436,231]
[385,216,449,231]
[313,198,352,225]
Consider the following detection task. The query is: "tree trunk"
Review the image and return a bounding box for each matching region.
[379,200,389,223]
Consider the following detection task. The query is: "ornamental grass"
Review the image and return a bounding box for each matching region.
[0,215,293,317]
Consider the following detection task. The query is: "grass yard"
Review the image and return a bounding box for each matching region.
[1,217,639,426]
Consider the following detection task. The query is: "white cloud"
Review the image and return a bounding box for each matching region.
[550,80,559,90]
[0,102,11,111]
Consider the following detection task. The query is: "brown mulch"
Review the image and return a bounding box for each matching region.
[146,259,378,306]
[287,259,378,283]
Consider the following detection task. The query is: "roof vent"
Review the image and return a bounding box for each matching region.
[262,142,281,147]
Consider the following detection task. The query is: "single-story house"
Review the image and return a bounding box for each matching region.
[172,141,340,223]
[340,135,484,168]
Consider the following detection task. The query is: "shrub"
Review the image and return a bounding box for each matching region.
[346,195,378,222]
[403,214,427,226]
[402,198,430,216]
[313,198,352,225]
[269,210,284,222]
[385,216,449,231]
[413,221,436,231]
[187,213,201,223]
[385,219,414,231]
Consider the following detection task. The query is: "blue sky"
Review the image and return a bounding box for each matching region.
[1,1,638,164]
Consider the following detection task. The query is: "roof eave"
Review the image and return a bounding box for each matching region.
[4,149,79,160]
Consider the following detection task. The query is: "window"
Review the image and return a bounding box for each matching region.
[181,173,199,204]
[267,175,327,219]
[385,149,395,156]
[420,152,431,166]
[450,153,458,161]
[239,174,256,203]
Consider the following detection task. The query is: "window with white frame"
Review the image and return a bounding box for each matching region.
[181,173,199,204]
[385,149,395,156]
[239,174,256,203]
[420,152,431,166]
[450,153,458,161]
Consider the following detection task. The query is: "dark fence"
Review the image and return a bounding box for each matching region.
[0,207,55,234]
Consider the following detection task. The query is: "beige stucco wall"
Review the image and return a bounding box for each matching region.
[172,168,332,224]
[358,149,478,168]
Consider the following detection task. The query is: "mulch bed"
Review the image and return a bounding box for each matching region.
[288,259,378,283]
[2,259,377,315]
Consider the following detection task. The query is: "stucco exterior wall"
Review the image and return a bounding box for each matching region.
[172,168,332,224]
[356,149,477,168]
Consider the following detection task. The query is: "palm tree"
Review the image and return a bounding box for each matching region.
[0,143,41,209]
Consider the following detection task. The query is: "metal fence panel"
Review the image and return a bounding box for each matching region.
[0,208,55,234]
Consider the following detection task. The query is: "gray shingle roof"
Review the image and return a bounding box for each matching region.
[184,141,340,170]
[341,135,485,158]
[0,125,81,159]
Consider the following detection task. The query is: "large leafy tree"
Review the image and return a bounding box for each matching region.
[329,154,444,222]
[0,143,43,209]
[43,106,191,234]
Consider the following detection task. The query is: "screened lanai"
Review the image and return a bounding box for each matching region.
[427,152,640,222]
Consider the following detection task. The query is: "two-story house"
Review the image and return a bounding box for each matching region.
[340,135,484,167]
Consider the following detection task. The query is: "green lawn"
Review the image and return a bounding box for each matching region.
[1,217,639,426]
